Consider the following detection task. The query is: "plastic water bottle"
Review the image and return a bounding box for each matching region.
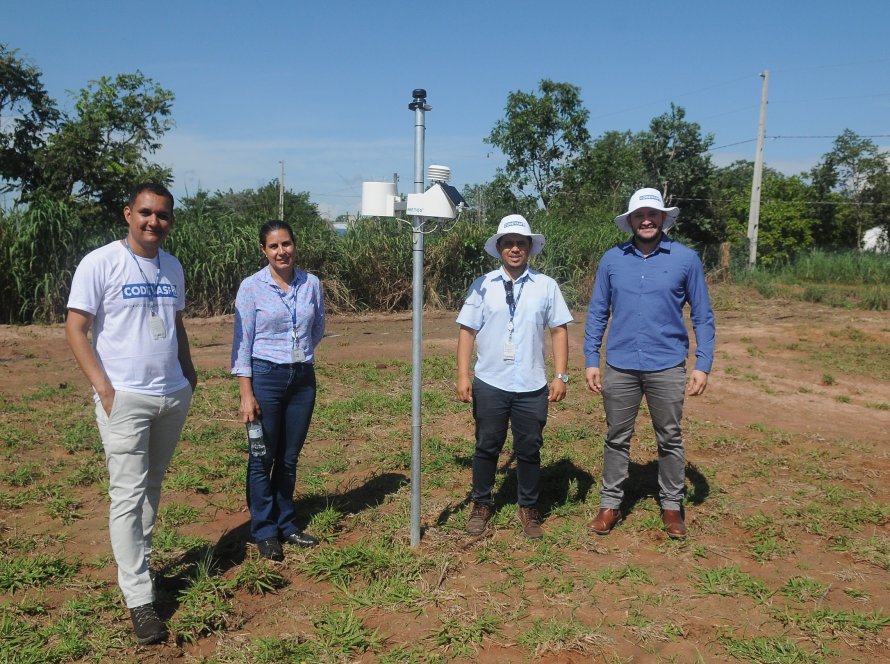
[246,421,266,457]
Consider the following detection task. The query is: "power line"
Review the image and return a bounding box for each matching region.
[708,134,890,152]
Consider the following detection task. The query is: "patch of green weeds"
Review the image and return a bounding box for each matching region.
[165,467,211,493]
[692,565,769,600]
[0,463,43,487]
[432,610,499,659]
[307,504,345,540]
[313,607,382,660]
[44,490,81,524]
[847,534,890,570]
[66,460,104,487]
[61,419,100,453]
[526,541,569,570]
[718,630,822,663]
[517,616,606,657]
[0,554,79,592]
[774,607,889,639]
[301,538,434,610]
[158,502,202,528]
[781,576,829,602]
[170,552,234,643]
[598,564,653,586]
[251,635,320,662]
[152,527,210,556]
[232,559,287,595]
[843,587,869,600]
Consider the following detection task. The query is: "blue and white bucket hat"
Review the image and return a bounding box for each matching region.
[484,214,545,258]
[614,188,680,234]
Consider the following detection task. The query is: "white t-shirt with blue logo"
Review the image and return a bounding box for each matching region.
[67,240,189,398]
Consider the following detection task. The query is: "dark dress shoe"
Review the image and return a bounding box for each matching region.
[256,538,284,561]
[281,530,319,547]
[662,509,687,539]
[589,507,623,535]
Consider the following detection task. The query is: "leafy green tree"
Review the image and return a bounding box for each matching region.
[712,160,818,267]
[810,129,889,251]
[1,44,174,218]
[0,43,61,194]
[486,80,590,210]
[35,72,174,216]
[556,130,645,217]
[638,104,716,244]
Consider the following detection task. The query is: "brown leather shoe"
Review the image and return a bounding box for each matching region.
[662,509,687,539]
[517,505,544,539]
[589,507,623,535]
[465,502,493,535]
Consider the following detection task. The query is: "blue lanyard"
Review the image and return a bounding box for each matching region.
[271,271,299,343]
[504,274,525,330]
[124,239,161,314]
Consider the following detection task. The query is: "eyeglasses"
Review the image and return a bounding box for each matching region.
[499,239,530,250]
[504,280,514,307]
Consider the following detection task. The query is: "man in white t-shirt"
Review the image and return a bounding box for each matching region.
[66,182,197,646]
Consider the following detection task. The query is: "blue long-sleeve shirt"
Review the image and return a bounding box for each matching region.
[231,266,325,377]
[584,235,715,373]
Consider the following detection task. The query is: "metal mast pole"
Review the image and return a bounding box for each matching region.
[278,161,285,220]
[747,70,769,268]
[408,89,430,547]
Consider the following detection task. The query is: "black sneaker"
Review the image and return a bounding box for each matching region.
[257,538,284,561]
[130,603,167,645]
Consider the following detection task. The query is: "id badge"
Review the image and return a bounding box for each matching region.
[291,346,306,363]
[503,340,515,362]
[149,312,166,339]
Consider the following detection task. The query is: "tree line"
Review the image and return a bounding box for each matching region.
[480,80,890,261]
[1,48,887,323]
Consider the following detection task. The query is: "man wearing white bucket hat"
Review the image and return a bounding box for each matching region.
[584,188,715,539]
[456,214,573,538]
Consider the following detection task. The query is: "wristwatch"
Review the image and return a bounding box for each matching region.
[555,373,569,383]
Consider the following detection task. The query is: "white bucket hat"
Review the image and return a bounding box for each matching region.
[484,214,545,258]
[614,188,680,234]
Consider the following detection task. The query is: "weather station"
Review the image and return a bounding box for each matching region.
[360,89,468,547]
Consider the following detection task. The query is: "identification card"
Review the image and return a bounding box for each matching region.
[291,347,306,363]
[503,340,515,362]
[149,312,166,339]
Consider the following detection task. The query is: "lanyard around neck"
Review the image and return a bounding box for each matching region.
[270,271,299,340]
[123,238,162,314]
[504,274,526,331]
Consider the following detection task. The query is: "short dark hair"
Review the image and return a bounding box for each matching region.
[128,182,174,209]
[259,220,295,246]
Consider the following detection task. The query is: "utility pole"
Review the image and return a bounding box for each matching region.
[746,70,769,268]
[278,161,285,220]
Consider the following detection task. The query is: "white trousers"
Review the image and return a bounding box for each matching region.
[95,386,192,608]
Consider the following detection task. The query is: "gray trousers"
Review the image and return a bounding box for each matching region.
[600,363,687,511]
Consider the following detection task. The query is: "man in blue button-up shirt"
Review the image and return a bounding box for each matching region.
[584,188,715,539]
[457,214,573,539]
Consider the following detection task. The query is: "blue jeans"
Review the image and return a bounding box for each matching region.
[248,359,316,542]
[471,378,549,507]
[600,363,687,511]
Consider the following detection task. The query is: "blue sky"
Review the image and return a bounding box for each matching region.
[5,0,889,218]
